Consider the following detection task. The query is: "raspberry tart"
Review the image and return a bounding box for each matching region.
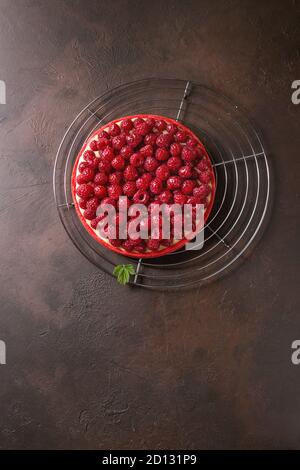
[72,114,216,258]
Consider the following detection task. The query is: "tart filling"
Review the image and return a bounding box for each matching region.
[72,114,216,258]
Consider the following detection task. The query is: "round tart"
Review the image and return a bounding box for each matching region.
[72,114,216,258]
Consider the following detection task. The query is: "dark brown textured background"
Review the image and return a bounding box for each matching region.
[0,0,299,450]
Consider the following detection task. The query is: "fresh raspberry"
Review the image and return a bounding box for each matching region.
[111,155,125,171]
[186,196,197,205]
[144,156,159,172]
[90,216,103,230]
[79,198,87,209]
[170,142,182,156]
[97,136,110,149]
[161,239,173,247]
[173,193,187,204]
[110,238,122,247]
[139,144,153,158]
[83,150,98,169]
[94,172,108,185]
[102,146,114,160]
[178,165,193,178]
[147,239,160,251]
[167,156,182,172]
[122,239,135,252]
[174,130,187,142]
[127,235,143,248]
[85,154,98,169]
[78,161,88,173]
[182,179,196,195]
[130,152,144,167]
[120,145,133,159]
[186,137,198,148]
[133,189,150,204]
[108,184,123,199]
[109,122,121,136]
[156,132,173,148]
[199,170,212,184]
[166,123,177,135]
[182,146,196,163]
[144,133,157,146]
[143,117,153,127]
[155,119,166,131]
[150,178,163,195]
[167,176,182,190]
[193,185,210,199]
[109,171,123,185]
[111,134,126,151]
[83,208,96,220]
[159,189,172,203]
[90,140,98,151]
[197,158,209,172]
[126,131,143,148]
[76,167,94,184]
[83,150,95,161]
[121,118,134,133]
[156,164,170,181]
[86,197,99,212]
[77,174,87,185]
[123,181,137,197]
[94,185,107,199]
[135,121,150,136]
[98,130,110,139]
[195,145,206,159]
[76,183,94,198]
[98,159,111,173]
[101,197,116,208]
[134,243,146,253]
[155,148,169,161]
[124,165,138,181]
[133,118,144,128]
[136,173,152,190]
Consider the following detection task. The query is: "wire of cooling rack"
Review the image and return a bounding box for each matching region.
[53,78,271,289]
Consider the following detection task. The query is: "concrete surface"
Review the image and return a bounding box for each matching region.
[0,0,299,449]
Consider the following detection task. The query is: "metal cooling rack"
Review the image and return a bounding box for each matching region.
[53,78,271,289]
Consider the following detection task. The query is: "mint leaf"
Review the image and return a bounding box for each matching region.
[120,270,130,285]
[113,265,123,276]
[125,264,136,275]
[113,264,136,285]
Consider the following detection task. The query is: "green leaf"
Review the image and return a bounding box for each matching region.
[113,265,123,276]
[113,264,136,285]
[125,264,136,275]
